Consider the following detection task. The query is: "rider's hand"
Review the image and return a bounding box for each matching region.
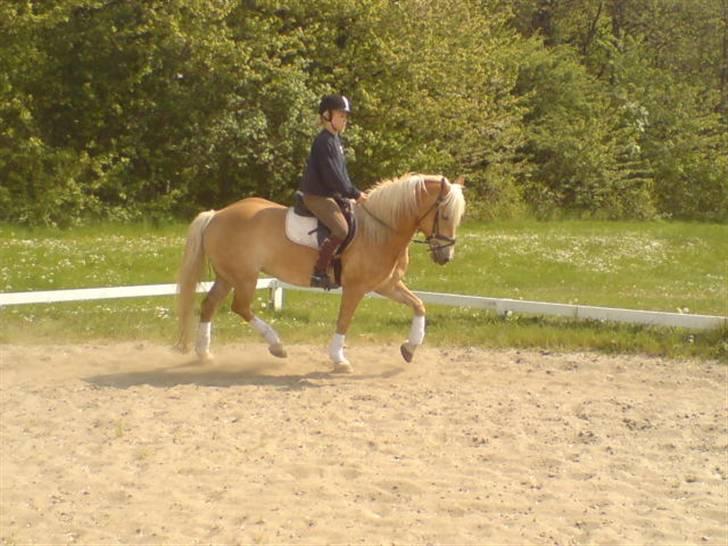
[356,192,368,204]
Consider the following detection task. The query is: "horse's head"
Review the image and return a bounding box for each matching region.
[358,173,466,260]
[418,176,466,265]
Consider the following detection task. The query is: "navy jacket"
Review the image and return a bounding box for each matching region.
[300,130,361,200]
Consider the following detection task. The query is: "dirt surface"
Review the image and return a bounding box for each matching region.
[1,342,726,545]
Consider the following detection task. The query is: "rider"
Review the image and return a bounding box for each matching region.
[300,94,367,289]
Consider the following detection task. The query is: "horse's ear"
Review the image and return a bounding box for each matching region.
[454,176,466,186]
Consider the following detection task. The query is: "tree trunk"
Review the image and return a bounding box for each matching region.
[720,0,728,115]
[533,0,557,46]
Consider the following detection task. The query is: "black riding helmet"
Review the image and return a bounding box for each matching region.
[319,94,352,116]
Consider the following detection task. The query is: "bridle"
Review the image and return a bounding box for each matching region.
[412,177,457,254]
[359,176,457,254]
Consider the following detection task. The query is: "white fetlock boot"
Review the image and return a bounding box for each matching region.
[400,315,425,363]
[250,317,287,358]
[195,322,214,362]
[329,333,353,373]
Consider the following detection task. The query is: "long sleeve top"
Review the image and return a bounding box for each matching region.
[300,130,362,199]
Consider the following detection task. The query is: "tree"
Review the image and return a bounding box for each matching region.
[2,0,725,225]
[515,44,654,218]
[509,0,727,220]
[319,0,529,218]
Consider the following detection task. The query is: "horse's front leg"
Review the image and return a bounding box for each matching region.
[375,280,426,363]
[329,286,367,373]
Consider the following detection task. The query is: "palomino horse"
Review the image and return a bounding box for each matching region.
[177,173,466,372]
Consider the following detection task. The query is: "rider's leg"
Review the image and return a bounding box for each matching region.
[312,235,343,278]
[302,195,348,288]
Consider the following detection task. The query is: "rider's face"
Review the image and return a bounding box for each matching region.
[329,110,349,133]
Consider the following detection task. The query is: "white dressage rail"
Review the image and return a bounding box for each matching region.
[0,278,725,331]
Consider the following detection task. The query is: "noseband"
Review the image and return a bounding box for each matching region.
[413,178,457,254]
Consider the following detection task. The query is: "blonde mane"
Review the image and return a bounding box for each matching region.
[440,181,466,225]
[355,174,423,244]
[356,173,465,244]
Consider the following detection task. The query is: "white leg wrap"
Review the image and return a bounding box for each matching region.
[195,321,211,355]
[329,333,347,363]
[250,316,281,346]
[408,315,426,346]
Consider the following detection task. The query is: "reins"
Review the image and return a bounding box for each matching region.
[360,176,456,254]
[360,203,397,232]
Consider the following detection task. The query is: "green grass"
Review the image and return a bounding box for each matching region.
[1,220,726,361]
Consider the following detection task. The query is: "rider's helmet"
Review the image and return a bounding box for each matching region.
[318,94,352,116]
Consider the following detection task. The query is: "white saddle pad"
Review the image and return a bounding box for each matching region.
[285,208,320,250]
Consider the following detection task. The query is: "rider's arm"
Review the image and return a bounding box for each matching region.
[317,136,362,200]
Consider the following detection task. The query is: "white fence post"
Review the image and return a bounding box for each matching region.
[269,280,284,311]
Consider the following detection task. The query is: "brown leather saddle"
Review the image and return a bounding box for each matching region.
[293,191,357,285]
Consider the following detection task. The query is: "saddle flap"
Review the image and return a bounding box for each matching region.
[285,197,358,253]
[285,208,320,250]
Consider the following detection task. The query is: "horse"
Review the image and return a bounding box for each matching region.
[176,173,466,373]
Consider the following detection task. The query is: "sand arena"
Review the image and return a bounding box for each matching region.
[1,342,726,545]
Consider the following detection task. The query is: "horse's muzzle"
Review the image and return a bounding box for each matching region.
[428,237,455,265]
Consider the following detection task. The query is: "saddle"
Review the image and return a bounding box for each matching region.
[285,191,357,285]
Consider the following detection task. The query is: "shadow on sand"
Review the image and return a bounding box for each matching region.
[84,358,404,391]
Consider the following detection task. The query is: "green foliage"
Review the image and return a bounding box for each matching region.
[594,21,728,222]
[509,0,727,221]
[633,73,728,221]
[515,44,655,218]
[0,0,726,225]
[339,0,527,218]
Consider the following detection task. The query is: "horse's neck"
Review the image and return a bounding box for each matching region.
[361,180,435,255]
[378,209,422,262]
[393,222,419,253]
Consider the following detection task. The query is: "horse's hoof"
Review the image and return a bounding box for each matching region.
[332,360,353,374]
[400,343,415,363]
[196,350,214,363]
[269,343,288,358]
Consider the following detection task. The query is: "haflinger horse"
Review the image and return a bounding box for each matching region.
[177,173,465,373]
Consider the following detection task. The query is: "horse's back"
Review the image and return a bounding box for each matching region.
[208,197,284,230]
[219,196,284,217]
[203,196,314,282]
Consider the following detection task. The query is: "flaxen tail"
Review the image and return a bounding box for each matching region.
[176,210,216,351]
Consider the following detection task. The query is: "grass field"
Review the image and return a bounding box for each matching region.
[1,220,726,361]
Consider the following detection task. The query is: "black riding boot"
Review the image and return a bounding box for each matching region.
[311,236,343,289]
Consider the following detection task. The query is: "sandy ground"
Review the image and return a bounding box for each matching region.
[0,342,726,546]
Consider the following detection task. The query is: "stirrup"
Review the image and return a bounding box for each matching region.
[310,272,339,290]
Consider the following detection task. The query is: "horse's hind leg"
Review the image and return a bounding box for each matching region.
[230,277,287,359]
[375,280,426,363]
[196,278,232,361]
